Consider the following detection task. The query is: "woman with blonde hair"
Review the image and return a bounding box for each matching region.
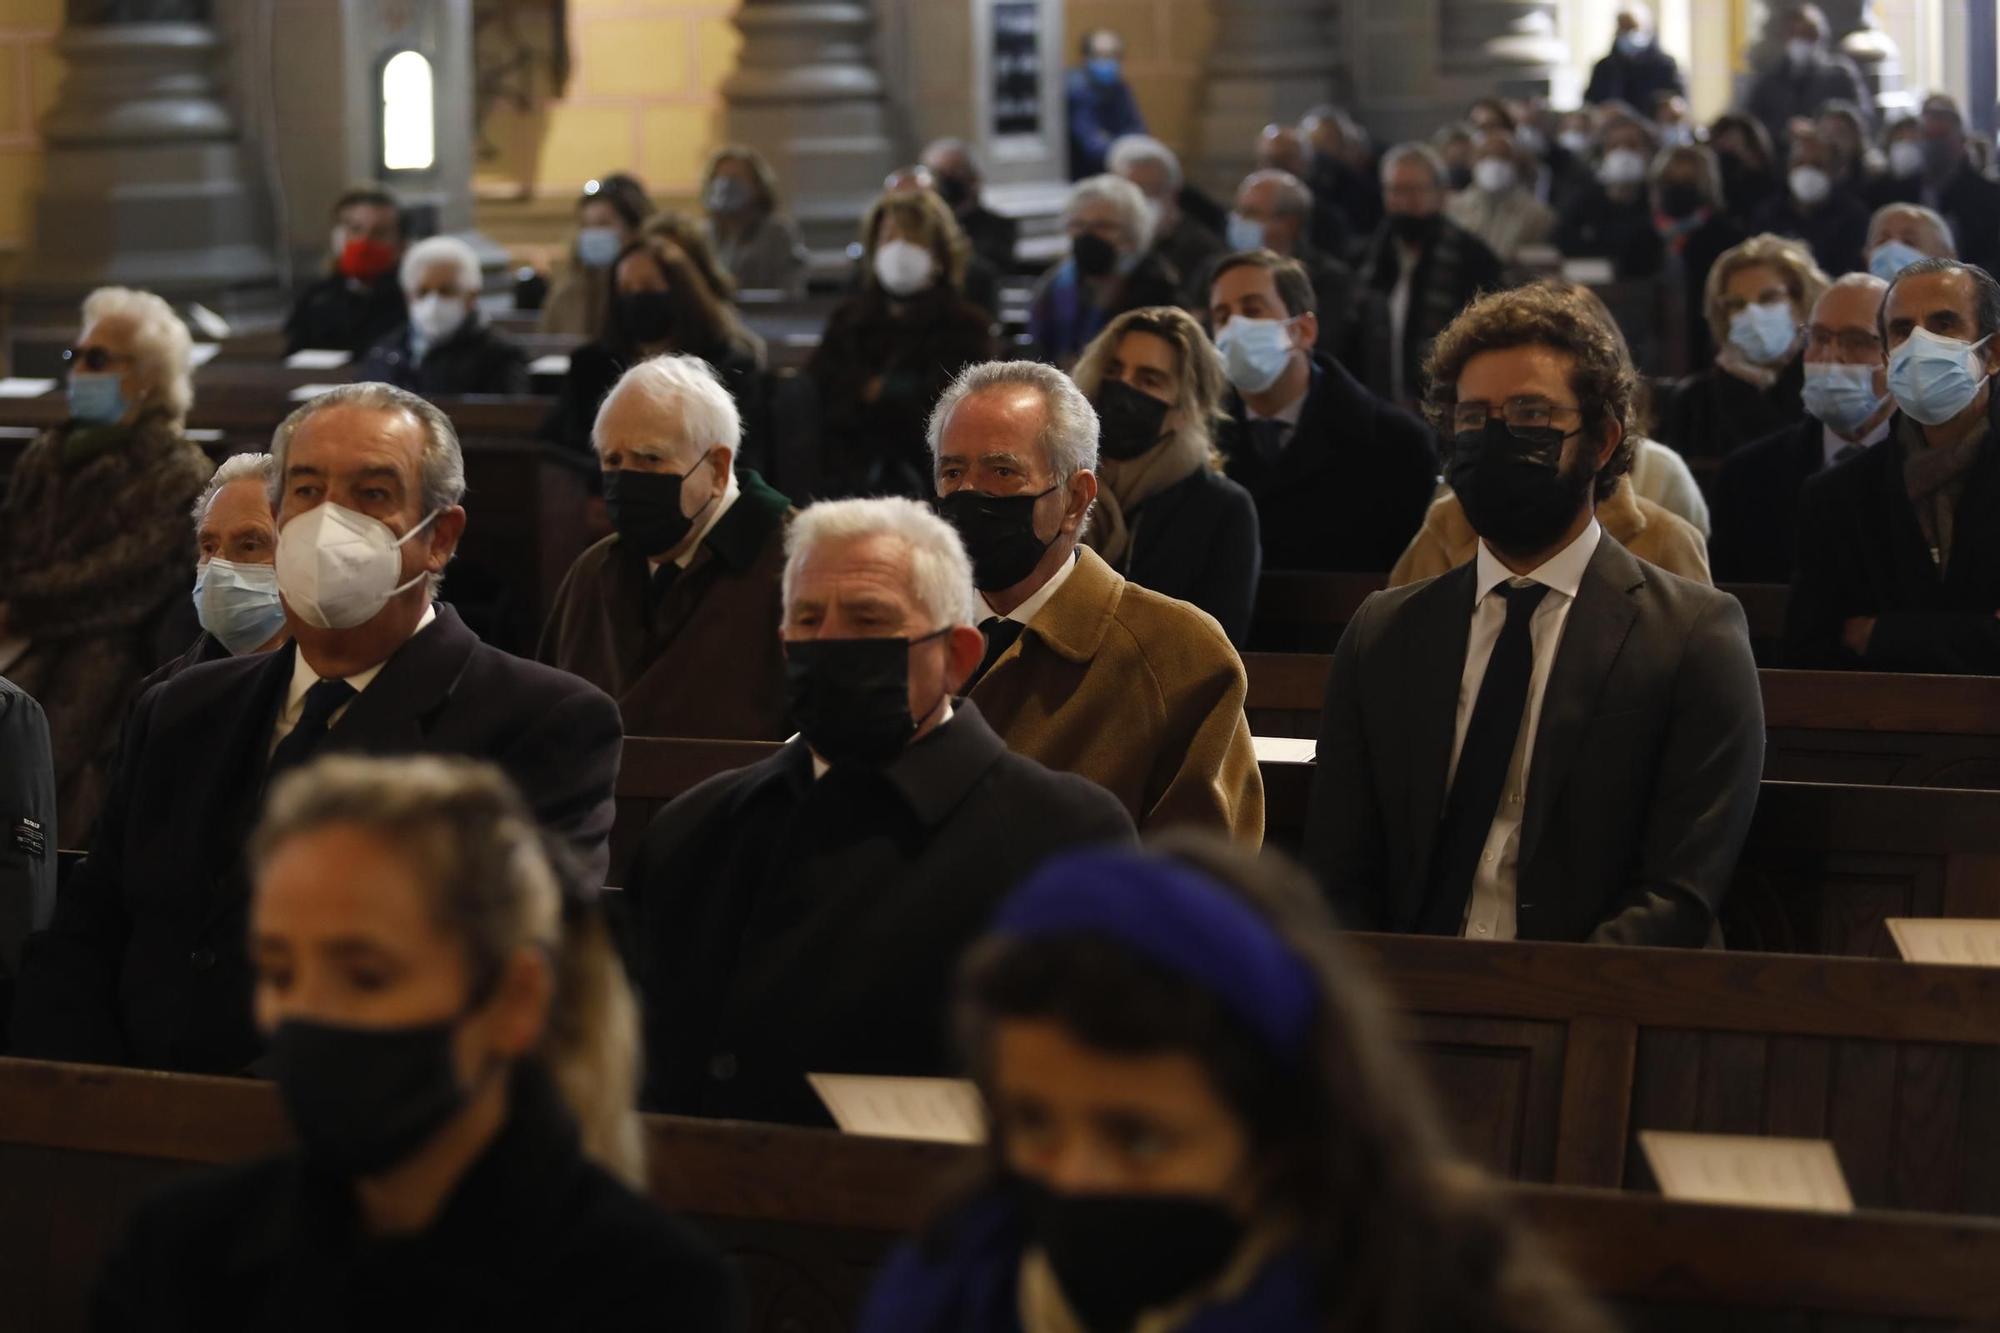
[1071,307,1261,643]
[94,755,739,1331]
[1656,231,1828,459]
[701,143,810,297]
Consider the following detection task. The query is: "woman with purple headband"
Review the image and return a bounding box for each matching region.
[859,838,1612,1333]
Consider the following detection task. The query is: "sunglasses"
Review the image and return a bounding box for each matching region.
[63,346,131,373]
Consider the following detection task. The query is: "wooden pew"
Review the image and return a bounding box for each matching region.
[4,1055,1998,1333]
[1352,933,2000,1224]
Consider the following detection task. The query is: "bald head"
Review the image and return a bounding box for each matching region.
[1257,125,1310,177]
[1806,273,1889,367]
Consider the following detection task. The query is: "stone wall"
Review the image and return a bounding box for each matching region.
[0,0,64,275]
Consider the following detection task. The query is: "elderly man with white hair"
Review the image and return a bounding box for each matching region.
[0,285,212,846]
[354,234,528,395]
[929,360,1263,842]
[539,353,794,739]
[1027,173,1182,368]
[627,494,1132,1124]
[150,453,289,683]
[1108,134,1225,303]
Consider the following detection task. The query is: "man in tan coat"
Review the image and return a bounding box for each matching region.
[929,360,1264,843]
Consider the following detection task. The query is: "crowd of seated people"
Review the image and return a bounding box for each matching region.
[11,15,2000,1327]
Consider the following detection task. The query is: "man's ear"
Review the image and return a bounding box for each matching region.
[941,624,986,694]
[708,446,734,490]
[1593,416,1624,471]
[1294,310,1320,353]
[1062,470,1099,536]
[428,505,468,571]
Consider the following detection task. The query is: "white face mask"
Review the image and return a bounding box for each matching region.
[1598,147,1649,187]
[873,239,936,297]
[1471,158,1517,193]
[409,293,468,345]
[1788,165,1831,206]
[1215,316,1298,394]
[276,502,441,630]
[1888,139,1925,179]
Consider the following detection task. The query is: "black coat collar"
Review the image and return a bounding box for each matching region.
[760,697,1012,829]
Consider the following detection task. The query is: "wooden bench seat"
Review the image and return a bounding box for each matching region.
[3,1055,1997,1333]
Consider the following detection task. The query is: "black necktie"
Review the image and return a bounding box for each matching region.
[269,678,358,781]
[1422,581,1551,934]
[968,617,1024,689]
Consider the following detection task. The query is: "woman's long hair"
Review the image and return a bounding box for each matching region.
[1069,306,1229,469]
[253,755,646,1187]
[604,232,748,364]
[955,834,1615,1333]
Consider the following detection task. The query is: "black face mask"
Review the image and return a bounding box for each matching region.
[614,289,678,345]
[935,174,972,210]
[1446,164,1473,191]
[935,485,1060,591]
[1095,379,1173,462]
[1017,1177,1246,1332]
[1388,212,1440,246]
[1448,418,1595,557]
[270,1016,478,1178]
[603,466,710,557]
[783,631,948,769]
[1073,232,1118,279]
[1657,183,1705,220]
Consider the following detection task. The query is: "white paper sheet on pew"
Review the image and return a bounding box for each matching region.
[528,353,571,377]
[188,342,221,368]
[187,302,232,341]
[1886,918,2000,966]
[0,377,57,398]
[284,349,352,371]
[1252,736,1315,765]
[1560,257,1616,285]
[808,1074,986,1144]
[1639,1131,1853,1213]
[288,383,346,402]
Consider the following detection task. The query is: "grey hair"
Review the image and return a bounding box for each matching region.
[927,359,1101,483]
[1239,168,1314,221]
[1381,141,1449,189]
[399,235,482,295]
[921,135,983,178]
[190,451,275,526]
[782,497,981,631]
[1868,202,1957,259]
[1064,173,1155,252]
[592,353,742,468]
[269,383,467,594]
[80,286,194,425]
[1107,134,1185,194]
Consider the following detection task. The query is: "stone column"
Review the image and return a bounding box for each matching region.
[1191,0,1346,197]
[14,12,279,324]
[722,0,900,251]
[1349,0,1560,147]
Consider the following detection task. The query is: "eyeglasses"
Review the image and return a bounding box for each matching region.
[1804,326,1884,359]
[1448,398,1582,437]
[62,346,131,373]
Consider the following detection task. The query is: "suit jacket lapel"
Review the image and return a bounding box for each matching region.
[1518,540,1642,868]
[324,604,478,754]
[1402,565,1475,889]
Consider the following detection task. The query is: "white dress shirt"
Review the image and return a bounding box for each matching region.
[1387,241,1419,402]
[983,547,1079,626]
[646,470,743,579]
[1448,520,1602,941]
[1823,416,1892,470]
[270,603,438,754]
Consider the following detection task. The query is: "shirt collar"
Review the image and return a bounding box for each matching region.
[984,548,1080,625]
[1824,416,1892,467]
[286,602,437,710]
[1472,518,1602,604]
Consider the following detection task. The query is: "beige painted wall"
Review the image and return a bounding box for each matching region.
[0,0,64,270]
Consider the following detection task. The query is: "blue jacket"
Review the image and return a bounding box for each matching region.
[1065,69,1145,178]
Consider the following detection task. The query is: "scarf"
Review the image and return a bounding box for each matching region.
[1713,341,1785,390]
[1899,412,1989,571]
[1084,428,1212,569]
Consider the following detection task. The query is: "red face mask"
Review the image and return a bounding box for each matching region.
[337,237,399,282]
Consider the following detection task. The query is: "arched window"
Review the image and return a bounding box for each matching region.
[381,50,436,173]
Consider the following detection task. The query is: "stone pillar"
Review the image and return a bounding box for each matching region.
[13,15,279,324]
[1191,0,1346,197]
[1348,0,1560,147]
[722,0,900,250]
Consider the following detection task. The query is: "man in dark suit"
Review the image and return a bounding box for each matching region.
[284,186,409,356]
[1753,127,1871,278]
[628,496,1134,1125]
[539,354,793,740]
[1228,169,1358,358]
[1352,143,1506,407]
[1787,258,2000,673]
[1740,4,1873,149]
[1713,272,1891,582]
[10,383,622,1073]
[921,138,1020,275]
[1207,251,1439,573]
[1306,282,1764,946]
[1915,106,2000,276]
[1584,5,1685,109]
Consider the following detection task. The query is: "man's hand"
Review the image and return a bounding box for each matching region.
[1842,615,1877,657]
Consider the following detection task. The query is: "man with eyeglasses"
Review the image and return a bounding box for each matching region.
[1712,273,1889,583]
[1306,282,1763,948]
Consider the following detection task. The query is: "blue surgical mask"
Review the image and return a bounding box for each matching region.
[192,558,288,655]
[1888,326,1995,425]
[1215,316,1297,394]
[1225,212,1266,253]
[68,372,127,425]
[1728,302,1799,365]
[1802,362,1887,438]
[1087,57,1121,84]
[576,225,622,269]
[1868,239,1927,282]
